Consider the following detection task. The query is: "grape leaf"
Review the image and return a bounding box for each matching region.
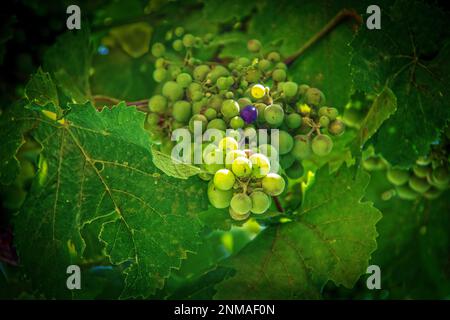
[214,166,381,299]
[150,145,201,179]
[202,0,257,23]
[10,102,208,298]
[350,0,450,167]
[25,68,59,108]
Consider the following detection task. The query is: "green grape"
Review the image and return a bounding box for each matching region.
[292,135,312,160]
[423,187,442,200]
[232,157,253,177]
[387,169,410,186]
[160,139,175,155]
[250,191,271,214]
[209,95,224,111]
[230,193,253,215]
[267,51,281,62]
[319,116,330,128]
[146,113,159,126]
[217,76,231,90]
[262,173,285,196]
[319,107,338,120]
[193,65,211,81]
[247,39,262,52]
[207,180,232,208]
[207,118,227,131]
[227,129,241,143]
[172,39,183,51]
[182,34,195,47]
[311,134,333,156]
[165,30,173,41]
[225,91,234,99]
[151,42,165,57]
[155,58,165,68]
[221,99,240,118]
[153,68,167,82]
[172,121,184,129]
[230,116,245,129]
[190,91,203,102]
[275,62,287,70]
[194,37,203,48]
[148,95,167,113]
[272,69,286,82]
[203,33,214,43]
[218,137,239,152]
[208,65,230,83]
[204,108,217,120]
[172,100,192,123]
[238,97,252,108]
[213,169,236,191]
[395,185,418,200]
[249,153,271,178]
[168,65,181,79]
[305,88,325,106]
[203,148,225,173]
[285,160,304,179]
[258,144,278,159]
[408,175,431,193]
[278,130,294,155]
[432,166,449,185]
[362,157,386,171]
[192,98,207,114]
[189,114,208,133]
[412,165,431,178]
[254,103,267,122]
[237,57,250,67]
[229,207,251,221]
[245,69,261,83]
[416,156,431,166]
[240,80,249,89]
[225,150,247,169]
[328,120,345,136]
[174,27,184,37]
[162,81,184,101]
[176,73,192,88]
[258,59,271,71]
[298,84,310,96]
[279,153,296,169]
[282,82,298,98]
[264,104,284,127]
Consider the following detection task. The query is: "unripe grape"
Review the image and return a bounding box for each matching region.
[176,73,192,88]
[319,116,330,128]
[311,134,333,156]
[285,160,304,179]
[174,26,184,37]
[172,121,184,129]
[328,120,345,136]
[189,114,208,133]
[416,156,431,166]
[250,84,266,99]
[232,157,253,177]
[148,95,167,113]
[207,118,227,131]
[229,206,250,221]
[160,139,175,155]
[203,148,225,173]
[395,185,418,200]
[432,166,449,185]
[192,98,207,114]
[209,95,223,111]
[193,65,211,81]
[199,172,212,181]
[412,165,431,178]
[245,69,261,83]
[155,58,165,69]
[172,39,183,51]
[298,84,310,96]
[231,193,253,215]
[153,68,167,82]
[408,175,431,193]
[218,137,239,152]
[225,91,234,99]
[387,169,409,186]
[267,51,281,62]
[262,173,285,196]
[275,62,287,70]
[237,57,250,67]
[162,81,184,101]
[225,150,247,169]
[292,135,312,160]
[207,180,233,208]
[204,108,217,120]
[151,42,165,57]
[250,191,271,214]
[221,99,240,118]
[258,144,278,159]
[214,169,236,191]
[217,76,231,90]
[258,59,271,71]
[319,107,338,120]
[147,113,159,126]
[247,39,262,52]
[249,153,271,178]
[280,153,296,169]
[172,100,191,123]
[282,81,298,98]
[286,113,302,129]
[278,130,294,155]
[423,187,442,200]
[208,65,230,83]
[305,88,325,106]
[237,97,252,108]
[230,116,245,129]
[182,34,195,47]
[272,69,286,82]
[264,104,284,127]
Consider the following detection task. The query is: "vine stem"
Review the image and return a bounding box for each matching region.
[92,95,149,112]
[284,8,362,66]
[273,196,285,213]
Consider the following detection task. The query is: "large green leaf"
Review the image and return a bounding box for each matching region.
[350,0,450,167]
[10,102,208,298]
[214,166,381,299]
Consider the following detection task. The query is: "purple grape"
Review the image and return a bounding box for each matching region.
[240,105,258,124]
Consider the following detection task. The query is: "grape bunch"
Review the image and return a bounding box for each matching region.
[363,136,450,201]
[145,29,347,220]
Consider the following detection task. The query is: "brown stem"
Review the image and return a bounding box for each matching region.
[93,95,148,112]
[284,8,362,66]
[273,196,284,213]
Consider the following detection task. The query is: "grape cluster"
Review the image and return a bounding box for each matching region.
[145,29,347,220]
